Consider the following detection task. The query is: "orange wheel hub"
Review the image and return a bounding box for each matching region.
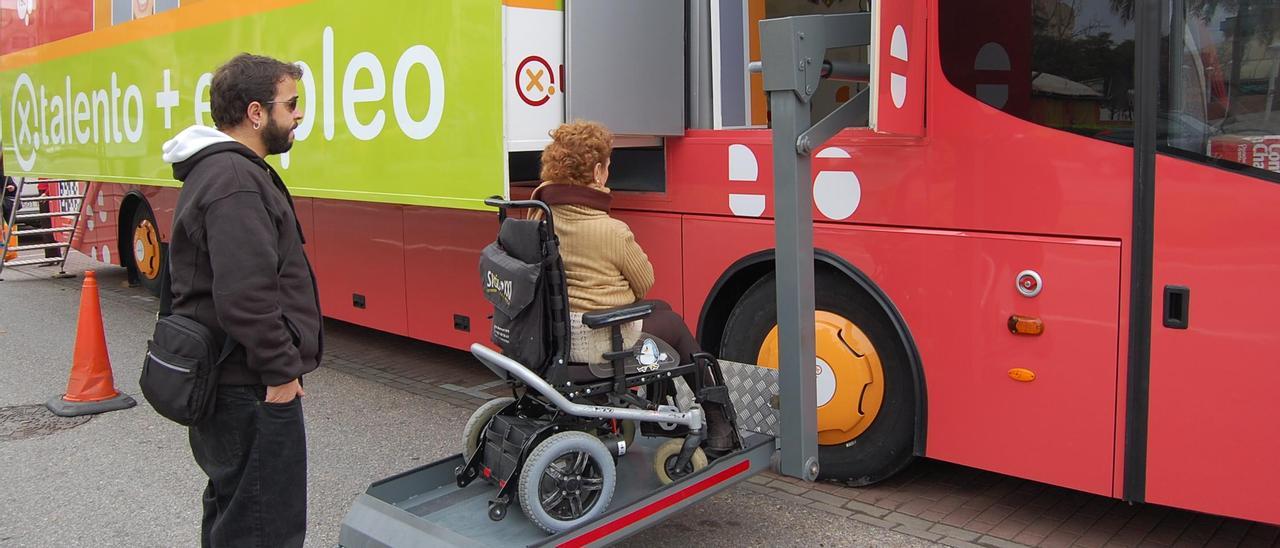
[133,219,160,281]
[756,311,885,446]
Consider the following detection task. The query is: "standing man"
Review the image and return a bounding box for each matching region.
[161,53,321,548]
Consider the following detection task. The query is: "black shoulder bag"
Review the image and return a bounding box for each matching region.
[139,257,236,426]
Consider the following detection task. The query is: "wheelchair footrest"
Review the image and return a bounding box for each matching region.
[698,384,731,407]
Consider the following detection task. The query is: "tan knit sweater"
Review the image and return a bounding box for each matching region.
[550,203,654,311]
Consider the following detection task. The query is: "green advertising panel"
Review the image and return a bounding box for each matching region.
[0,0,506,210]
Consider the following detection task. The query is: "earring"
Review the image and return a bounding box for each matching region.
[253,122,261,130]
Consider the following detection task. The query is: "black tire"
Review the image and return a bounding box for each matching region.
[129,203,163,297]
[462,397,515,459]
[719,270,916,486]
[518,431,616,534]
[488,503,507,522]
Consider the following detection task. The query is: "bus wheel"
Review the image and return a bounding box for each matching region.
[130,204,163,297]
[719,269,916,486]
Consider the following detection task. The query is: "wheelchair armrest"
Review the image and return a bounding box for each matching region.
[582,302,654,330]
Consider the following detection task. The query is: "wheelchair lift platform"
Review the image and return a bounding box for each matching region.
[340,9,871,546]
[339,432,774,547]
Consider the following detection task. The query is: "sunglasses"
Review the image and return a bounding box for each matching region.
[264,96,301,112]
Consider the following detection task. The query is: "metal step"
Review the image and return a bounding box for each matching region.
[2,257,63,267]
[12,227,75,236]
[22,194,85,203]
[10,242,69,252]
[13,211,78,221]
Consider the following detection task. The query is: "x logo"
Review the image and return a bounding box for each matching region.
[515,55,556,107]
[16,100,34,146]
[11,73,40,169]
[524,68,546,93]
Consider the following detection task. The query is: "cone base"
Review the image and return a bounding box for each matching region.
[46,392,137,417]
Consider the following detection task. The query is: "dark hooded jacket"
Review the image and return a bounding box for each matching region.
[163,125,322,386]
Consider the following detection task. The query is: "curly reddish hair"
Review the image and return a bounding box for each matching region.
[540,121,613,186]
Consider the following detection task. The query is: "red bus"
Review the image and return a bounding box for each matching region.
[3,0,1276,526]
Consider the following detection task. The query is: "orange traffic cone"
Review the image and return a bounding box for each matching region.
[46,271,136,417]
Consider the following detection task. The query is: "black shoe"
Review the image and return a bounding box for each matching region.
[704,404,735,454]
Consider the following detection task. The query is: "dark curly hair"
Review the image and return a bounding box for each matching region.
[540,121,613,186]
[210,53,303,130]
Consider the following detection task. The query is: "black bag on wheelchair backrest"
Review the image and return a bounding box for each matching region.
[479,218,552,370]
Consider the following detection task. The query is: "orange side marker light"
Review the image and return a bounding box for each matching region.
[1007,315,1044,336]
[1008,368,1037,382]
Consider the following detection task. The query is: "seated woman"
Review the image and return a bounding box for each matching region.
[532,120,732,452]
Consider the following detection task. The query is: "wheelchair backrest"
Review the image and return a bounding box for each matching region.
[478,202,571,384]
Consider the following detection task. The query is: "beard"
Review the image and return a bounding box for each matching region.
[263,117,295,155]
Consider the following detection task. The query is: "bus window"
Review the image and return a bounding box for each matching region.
[736,0,871,128]
[509,152,543,187]
[939,0,1136,144]
[1164,1,1280,180]
[507,148,666,193]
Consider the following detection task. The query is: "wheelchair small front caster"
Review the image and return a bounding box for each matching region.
[654,438,709,485]
[488,501,508,522]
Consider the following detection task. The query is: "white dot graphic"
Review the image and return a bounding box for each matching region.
[813,148,860,220]
[814,171,861,220]
[729,194,766,217]
[728,144,757,181]
[889,26,909,109]
[727,144,766,217]
[890,26,909,61]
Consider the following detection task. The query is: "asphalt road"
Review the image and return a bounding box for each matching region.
[0,255,932,547]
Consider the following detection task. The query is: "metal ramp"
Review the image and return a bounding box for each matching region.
[340,433,774,548]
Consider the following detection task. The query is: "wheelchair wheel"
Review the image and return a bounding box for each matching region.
[518,431,617,534]
[462,397,515,459]
[653,438,708,485]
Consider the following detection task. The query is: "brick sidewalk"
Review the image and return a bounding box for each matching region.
[313,319,1279,548]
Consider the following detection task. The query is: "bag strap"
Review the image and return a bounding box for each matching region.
[159,248,238,364]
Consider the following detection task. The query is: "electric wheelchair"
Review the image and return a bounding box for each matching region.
[457,199,743,534]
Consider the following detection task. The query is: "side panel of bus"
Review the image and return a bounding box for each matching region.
[1146,156,1280,525]
[677,213,1122,496]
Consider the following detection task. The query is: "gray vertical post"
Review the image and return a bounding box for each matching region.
[759,15,825,481]
[771,91,820,481]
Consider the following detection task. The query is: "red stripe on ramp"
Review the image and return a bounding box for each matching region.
[558,458,751,547]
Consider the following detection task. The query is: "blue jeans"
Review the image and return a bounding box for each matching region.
[189,385,307,548]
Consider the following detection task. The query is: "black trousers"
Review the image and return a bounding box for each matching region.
[638,300,701,364]
[639,299,715,393]
[189,385,307,548]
